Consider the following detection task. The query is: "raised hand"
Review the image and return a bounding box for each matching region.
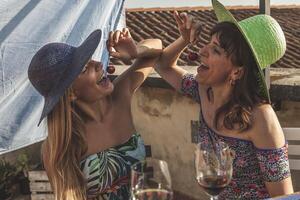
[107,28,138,63]
[173,11,202,45]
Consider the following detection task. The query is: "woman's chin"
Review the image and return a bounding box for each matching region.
[195,74,204,84]
[101,85,114,96]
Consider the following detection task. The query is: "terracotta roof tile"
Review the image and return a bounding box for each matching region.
[111,7,300,68]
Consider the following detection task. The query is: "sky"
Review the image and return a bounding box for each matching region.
[125,0,300,8]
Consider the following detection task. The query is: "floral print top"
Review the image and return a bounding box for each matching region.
[181,73,291,199]
[80,133,146,200]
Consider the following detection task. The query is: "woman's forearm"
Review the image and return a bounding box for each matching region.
[113,38,162,95]
[135,39,163,59]
[156,36,188,69]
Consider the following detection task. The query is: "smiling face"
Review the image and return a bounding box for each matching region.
[195,34,240,87]
[72,60,114,103]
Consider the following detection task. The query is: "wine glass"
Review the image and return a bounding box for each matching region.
[195,141,235,200]
[131,158,173,200]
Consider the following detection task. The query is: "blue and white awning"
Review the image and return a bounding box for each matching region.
[0,0,125,154]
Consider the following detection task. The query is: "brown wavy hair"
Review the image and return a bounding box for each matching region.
[211,22,269,132]
[42,87,88,200]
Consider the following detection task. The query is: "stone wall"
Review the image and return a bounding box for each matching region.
[276,101,300,127]
[132,87,205,199]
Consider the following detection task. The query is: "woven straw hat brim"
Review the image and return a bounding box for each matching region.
[38,30,102,126]
[212,0,270,102]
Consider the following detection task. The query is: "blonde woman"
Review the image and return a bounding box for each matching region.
[28,29,162,200]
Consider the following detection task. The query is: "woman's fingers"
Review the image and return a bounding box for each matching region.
[174,11,189,28]
[186,15,193,30]
[122,27,131,38]
[174,12,194,31]
[106,39,112,51]
[109,51,122,59]
[173,11,184,26]
[190,21,202,44]
[113,30,121,44]
[109,31,114,46]
[107,39,115,54]
[179,12,188,25]
[109,29,128,47]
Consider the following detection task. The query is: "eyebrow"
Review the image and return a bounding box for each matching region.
[213,41,221,48]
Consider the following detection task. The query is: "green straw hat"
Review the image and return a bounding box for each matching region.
[212,0,286,102]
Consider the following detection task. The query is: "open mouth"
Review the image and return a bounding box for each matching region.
[96,72,106,85]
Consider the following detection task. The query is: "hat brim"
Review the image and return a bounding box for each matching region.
[212,0,270,102]
[38,29,102,126]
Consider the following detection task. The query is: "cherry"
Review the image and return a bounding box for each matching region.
[107,65,115,74]
[187,52,199,61]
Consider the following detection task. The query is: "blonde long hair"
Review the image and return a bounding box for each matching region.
[42,88,88,200]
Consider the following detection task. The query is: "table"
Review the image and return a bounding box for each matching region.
[266,192,300,200]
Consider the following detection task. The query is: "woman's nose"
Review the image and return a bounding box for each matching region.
[95,62,102,71]
[199,45,208,57]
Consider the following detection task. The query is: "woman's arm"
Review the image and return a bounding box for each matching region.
[250,104,294,197]
[155,11,202,91]
[108,28,162,97]
[265,180,294,197]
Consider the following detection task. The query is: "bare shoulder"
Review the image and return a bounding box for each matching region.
[249,103,285,149]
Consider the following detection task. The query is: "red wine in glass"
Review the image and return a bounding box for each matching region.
[197,175,229,196]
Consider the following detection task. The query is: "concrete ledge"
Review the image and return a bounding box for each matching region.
[109,65,300,102]
[270,68,300,102]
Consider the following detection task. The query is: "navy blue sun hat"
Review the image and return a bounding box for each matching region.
[28,29,102,126]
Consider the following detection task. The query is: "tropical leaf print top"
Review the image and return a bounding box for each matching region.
[80,133,146,200]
